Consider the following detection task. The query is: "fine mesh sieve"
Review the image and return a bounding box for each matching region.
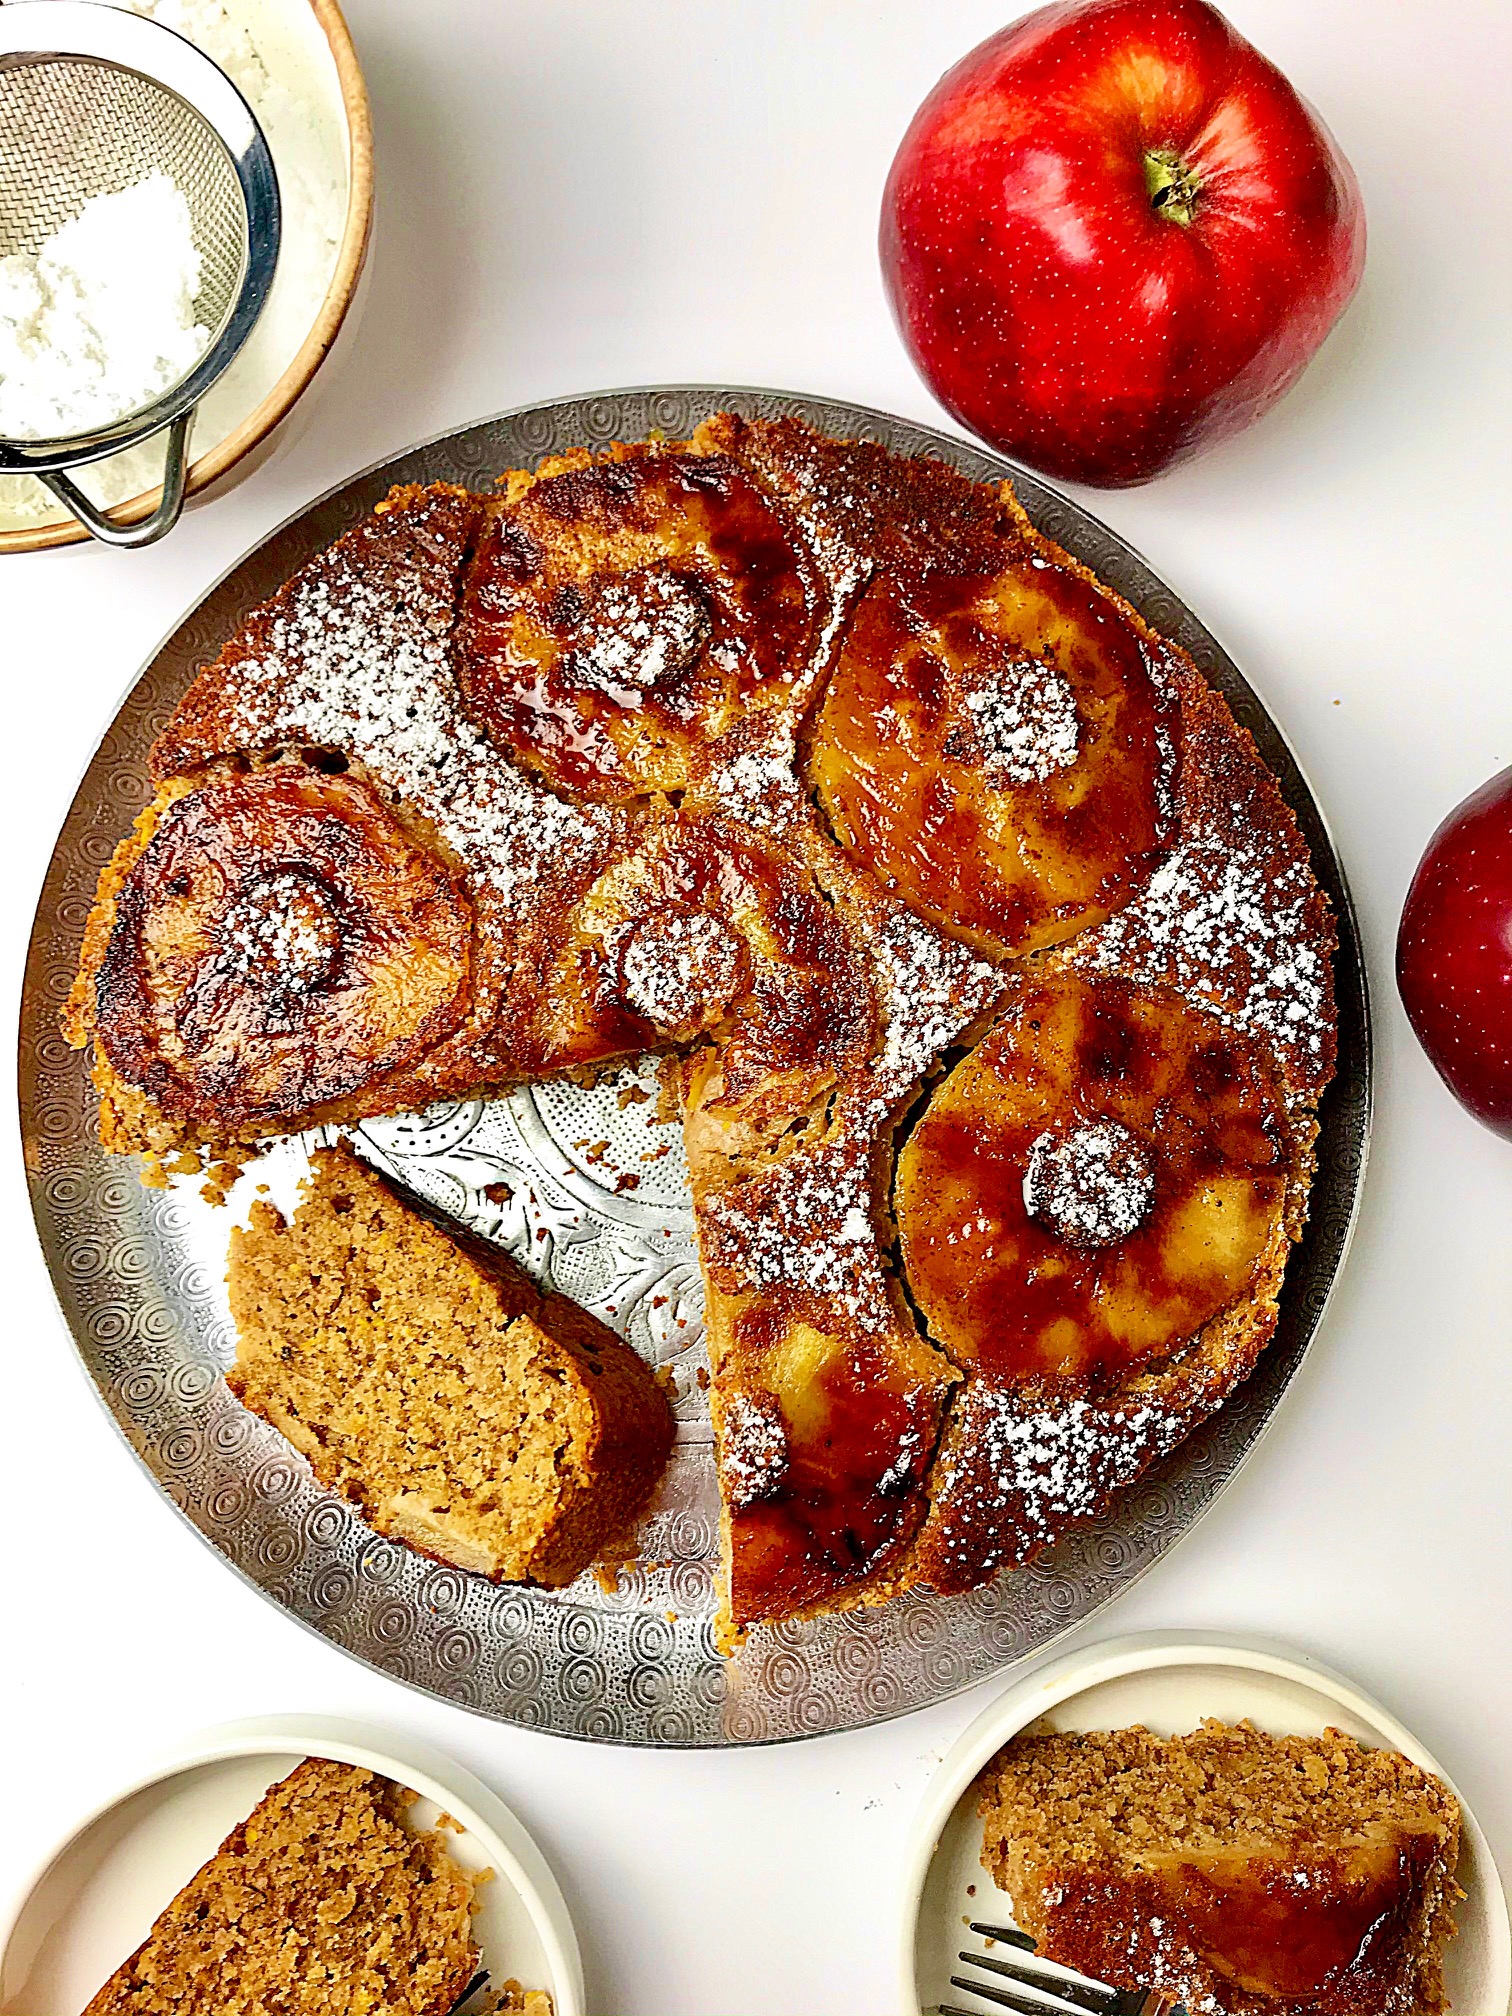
[0,1,280,547]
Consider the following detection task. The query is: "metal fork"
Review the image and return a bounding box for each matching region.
[447,1971,493,2016]
[939,1921,1177,2016]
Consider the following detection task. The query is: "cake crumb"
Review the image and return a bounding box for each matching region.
[81,1760,482,2014]
[977,1720,1461,2016]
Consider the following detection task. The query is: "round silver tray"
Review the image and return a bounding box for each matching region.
[20,388,1371,1746]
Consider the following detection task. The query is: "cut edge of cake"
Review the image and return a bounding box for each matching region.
[227,1143,674,1589]
[83,1759,481,2016]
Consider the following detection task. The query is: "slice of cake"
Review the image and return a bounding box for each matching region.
[977,1719,1461,2016]
[85,1760,479,2015]
[228,1144,674,1586]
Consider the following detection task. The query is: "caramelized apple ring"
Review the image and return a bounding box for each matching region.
[896,971,1288,1387]
[506,815,875,1114]
[457,447,823,800]
[808,554,1177,957]
[94,769,472,1130]
[716,1304,946,1623]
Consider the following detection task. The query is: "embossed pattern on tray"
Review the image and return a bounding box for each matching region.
[19,388,1371,1745]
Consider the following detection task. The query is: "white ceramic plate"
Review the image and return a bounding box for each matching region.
[902,1631,1510,2016]
[0,1714,585,2016]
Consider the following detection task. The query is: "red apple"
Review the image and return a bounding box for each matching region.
[1397,766,1512,1141]
[880,0,1366,486]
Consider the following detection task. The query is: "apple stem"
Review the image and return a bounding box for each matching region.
[1144,148,1202,226]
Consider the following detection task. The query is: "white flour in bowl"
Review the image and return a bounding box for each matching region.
[0,0,348,528]
[0,172,209,442]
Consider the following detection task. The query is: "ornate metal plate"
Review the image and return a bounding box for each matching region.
[19,388,1371,1745]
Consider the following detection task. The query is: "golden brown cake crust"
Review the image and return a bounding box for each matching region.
[152,483,484,783]
[83,1760,479,2016]
[227,1145,673,1587]
[65,416,1338,1635]
[977,1720,1461,2016]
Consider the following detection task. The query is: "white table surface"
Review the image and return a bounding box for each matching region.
[3,3,1510,2011]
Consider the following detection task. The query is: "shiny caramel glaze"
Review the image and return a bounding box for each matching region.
[1042,1833,1446,2013]
[897,970,1288,1388]
[1153,1835,1440,2000]
[503,813,876,1103]
[457,447,824,801]
[716,1296,948,1623]
[809,552,1178,958]
[94,768,472,1129]
[682,969,966,1636]
[981,1722,1459,2016]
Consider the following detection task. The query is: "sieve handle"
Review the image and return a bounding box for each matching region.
[36,409,193,550]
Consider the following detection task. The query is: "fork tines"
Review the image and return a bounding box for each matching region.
[447,1970,492,2016]
[940,1921,1156,2016]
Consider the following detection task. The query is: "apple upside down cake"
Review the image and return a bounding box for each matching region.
[65,413,1336,1641]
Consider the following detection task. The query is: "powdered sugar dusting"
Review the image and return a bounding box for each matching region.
[931,1381,1196,1575]
[615,908,742,1029]
[1023,1120,1155,1249]
[1140,642,1182,828]
[718,1389,789,1511]
[962,657,1079,787]
[566,567,710,704]
[700,1136,894,1329]
[218,869,338,1000]
[211,496,611,916]
[704,734,806,831]
[871,907,1003,1099]
[1072,840,1329,1093]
